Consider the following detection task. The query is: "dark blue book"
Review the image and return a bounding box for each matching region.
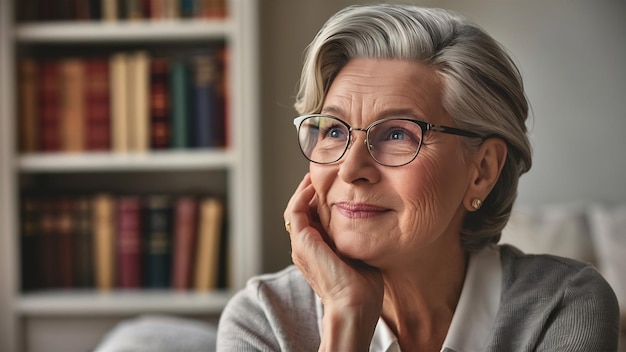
[192,51,220,148]
[142,195,173,289]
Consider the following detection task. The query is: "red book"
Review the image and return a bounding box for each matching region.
[116,197,142,288]
[149,57,171,149]
[39,60,61,152]
[85,58,111,151]
[143,195,173,288]
[171,196,198,290]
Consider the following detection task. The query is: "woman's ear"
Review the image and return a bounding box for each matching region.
[464,138,507,211]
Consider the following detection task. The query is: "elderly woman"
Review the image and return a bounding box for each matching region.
[217,4,619,351]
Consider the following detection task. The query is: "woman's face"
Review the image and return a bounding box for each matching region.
[310,58,474,268]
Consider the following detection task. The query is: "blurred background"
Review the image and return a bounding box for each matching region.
[1,0,624,351]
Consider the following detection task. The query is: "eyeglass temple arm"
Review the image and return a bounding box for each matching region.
[429,125,483,139]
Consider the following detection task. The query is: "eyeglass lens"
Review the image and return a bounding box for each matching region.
[297,116,423,166]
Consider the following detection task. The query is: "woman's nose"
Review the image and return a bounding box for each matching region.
[337,131,381,184]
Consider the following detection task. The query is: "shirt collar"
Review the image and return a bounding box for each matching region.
[316,245,502,352]
[441,244,501,352]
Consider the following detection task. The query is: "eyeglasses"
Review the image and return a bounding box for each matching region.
[293,114,483,167]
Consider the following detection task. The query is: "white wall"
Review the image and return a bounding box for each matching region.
[260,0,626,271]
[437,0,626,206]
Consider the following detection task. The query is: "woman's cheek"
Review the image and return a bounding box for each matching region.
[309,167,333,232]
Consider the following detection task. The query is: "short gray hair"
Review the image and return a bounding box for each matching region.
[294,4,532,251]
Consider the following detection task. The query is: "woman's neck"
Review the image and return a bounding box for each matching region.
[380,242,468,351]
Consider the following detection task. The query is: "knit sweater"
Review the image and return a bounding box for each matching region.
[217,245,620,351]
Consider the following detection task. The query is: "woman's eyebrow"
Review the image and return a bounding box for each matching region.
[320,105,344,116]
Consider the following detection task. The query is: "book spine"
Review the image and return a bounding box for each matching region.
[180,0,194,18]
[110,53,128,152]
[171,196,198,290]
[192,51,218,148]
[194,197,224,292]
[117,196,143,288]
[74,197,94,288]
[20,197,42,291]
[39,60,61,152]
[165,0,179,19]
[85,58,111,151]
[149,57,171,149]
[56,197,76,288]
[222,46,231,148]
[214,46,227,147]
[18,58,39,153]
[143,195,173,288]
[128,51,150,152]
[59,58,86,152]
[102,0,118,21]
[170,57,192,149]
[93,194,116,291]
[39,198,59,288]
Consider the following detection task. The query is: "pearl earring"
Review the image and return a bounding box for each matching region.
[471,198,483,210]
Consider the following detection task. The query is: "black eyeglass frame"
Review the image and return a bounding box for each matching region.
[293,114,484,167]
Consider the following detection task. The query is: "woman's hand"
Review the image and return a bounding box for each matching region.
[284,173,384,351]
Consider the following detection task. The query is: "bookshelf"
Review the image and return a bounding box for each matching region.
[0,1,260,351]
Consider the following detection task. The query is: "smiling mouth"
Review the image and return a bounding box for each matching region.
[334,202,389,219]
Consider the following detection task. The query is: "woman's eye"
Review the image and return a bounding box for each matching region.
[323,125,346,139]
[388,130,406,140]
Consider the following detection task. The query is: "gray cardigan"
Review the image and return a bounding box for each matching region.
[217,245,620,351]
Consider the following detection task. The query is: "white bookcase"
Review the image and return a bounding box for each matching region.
[0,1,260,351]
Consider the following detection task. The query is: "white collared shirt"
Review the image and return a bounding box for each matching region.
[316,245,502,352]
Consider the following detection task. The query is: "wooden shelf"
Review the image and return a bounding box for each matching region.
[18,150,235,172]
[18,290,233,316]
[15,20,233,43]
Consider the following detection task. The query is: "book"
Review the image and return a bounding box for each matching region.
[170,56,192,149]
[93,194,116,291]
[102,0,118,21]
[117,196,143,288]
[59,58,86,152]
[164,0,180,19]
[150,0,164,19]
[39,60,61,152]
[73,197,94,288]
[171,196,198,290]
[198,0,226,19]
[20,197,42,291]
[180,0,194,18]
[90,0,103,20]
[18,58,39,153]
[85,58,111,151]
[39,198,60,288]
[143,195,173,288]
[194,197,224,292]
[215,46,228,147]
[110,53,129,152]
[126,0,144,20]
[191,50,219,148]
[149,57,171,149]
[128,51,150,152]
[56,197,76,288]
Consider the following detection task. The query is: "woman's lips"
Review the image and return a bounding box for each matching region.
[333,202,389,219]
